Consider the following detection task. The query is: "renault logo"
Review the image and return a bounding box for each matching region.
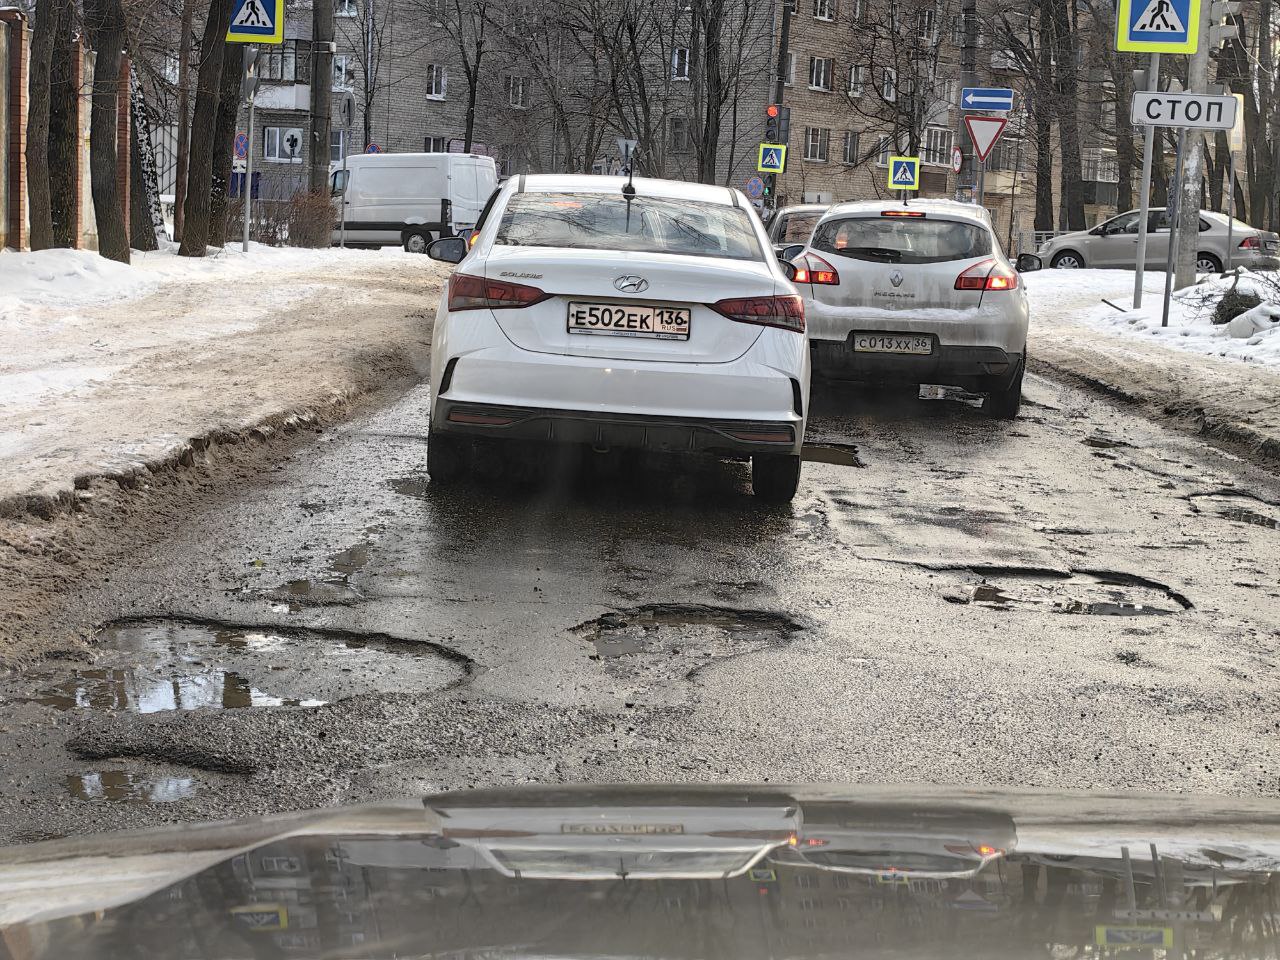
[614,275,649,293]
[889,270,904,287]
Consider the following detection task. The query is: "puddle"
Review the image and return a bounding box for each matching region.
[67,771,196,804]
[574,605,803,677]
[269,542,373,609]
[1082,436,1131,449]
[802,443,865,468]
[1218,506,1279,529]
[9,620,466,716]
[942,570,1189,617]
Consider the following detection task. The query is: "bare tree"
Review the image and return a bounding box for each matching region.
[174,0,195,241]
[438,0,489,150]
[179,0,236,256]
[48,1,80,247]
[84,0,131,261]
[26,0,61,249]
[311,0,335,190]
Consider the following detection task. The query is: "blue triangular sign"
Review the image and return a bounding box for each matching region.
[892,162,914,184]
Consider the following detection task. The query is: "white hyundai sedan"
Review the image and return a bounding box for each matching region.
[424,174,810,501]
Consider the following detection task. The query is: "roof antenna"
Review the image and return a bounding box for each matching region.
[622,146,638,232]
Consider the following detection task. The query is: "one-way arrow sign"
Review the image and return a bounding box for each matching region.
[961,87,1014,111]
[964,115,1008,162]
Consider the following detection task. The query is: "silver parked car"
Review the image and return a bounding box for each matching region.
[1039,208,1280,272]
[767,203,829,255]
[785,199,1039,419]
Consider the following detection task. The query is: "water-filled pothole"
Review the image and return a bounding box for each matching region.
[942,570,1191,616]
[269,542,372,609]
[66,771,196,804]
[802,443,865,468]
[9,620,468,715]
[573,604,803,679]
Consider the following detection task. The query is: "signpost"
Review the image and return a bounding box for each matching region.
[950,146,963,174]
[745,175,765,200]
[366,141,381,153]
[960,87,1014,111]
[963,115,1008,209]
[234,132,249,159]
[757,144,787,174]
[1116,0,1200,52]
[887,156,920,194]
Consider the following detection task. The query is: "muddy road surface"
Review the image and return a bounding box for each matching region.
[2,375,1278,843]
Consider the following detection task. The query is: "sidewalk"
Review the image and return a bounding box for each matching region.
[1,244,447,518]
[1024,270,1280,465]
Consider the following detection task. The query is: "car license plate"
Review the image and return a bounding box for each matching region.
[1266,240,1278,252]
[567,302,691,340]
[853,333,933,355]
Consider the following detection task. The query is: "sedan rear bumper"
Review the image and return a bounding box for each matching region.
[434,401,799,457]
[811,340,1022,392]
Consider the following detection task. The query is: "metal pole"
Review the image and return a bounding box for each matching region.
[1225,149,1235,273]
[1006,131,1023,252]
[1133,52,1160,308]
[1161,127,1186,329]
[340,144,348,248]
[243,96,255,253]
[977,157,986,212]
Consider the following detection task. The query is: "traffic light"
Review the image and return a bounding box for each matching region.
[762,175,775,198]
[765,103,781,142]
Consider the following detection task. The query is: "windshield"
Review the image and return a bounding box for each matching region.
[495,192,764,260]
[811,216,993,263]
[778,211,824,243]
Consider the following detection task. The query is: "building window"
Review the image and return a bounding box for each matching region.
[330,130,345,162]
[672,47,690,80]
[804,126,830,161]
[505,75,528,108]
[782,52,795,86]
[922,126,953,165]
[263,126,304,162]
[901,75,916,102]
[917,8,937,40]
[670,116,692,152]
[889,1,900,29]
[813,0,833,19]
[842,129,859,163]
[849,0,862,18]
[336,0,357,15]
[260,40,298,82]
[848,64,866,96]
[424,135,447,152]
[426,63,447,99]
[881,67,897,101]
[795,873,819,888]
[423,0,446,20]
[876,134,894,165]
[809,57,833,90]
[1083,147,1119,182]
[333,54,355,91]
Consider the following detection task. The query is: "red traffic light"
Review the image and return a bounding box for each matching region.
[766,104,780,119]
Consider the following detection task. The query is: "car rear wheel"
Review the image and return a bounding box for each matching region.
[403,228,432,254]
[752,454,801,502]
[985,357,1025,420]
[427,430,468,485]
[1197,253,1223,273]
[1050,251,1085,269]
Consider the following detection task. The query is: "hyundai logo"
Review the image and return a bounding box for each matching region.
[614,275,649,293]
[889,270,904,287]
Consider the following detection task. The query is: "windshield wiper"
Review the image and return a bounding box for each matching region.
[846,246,903,262]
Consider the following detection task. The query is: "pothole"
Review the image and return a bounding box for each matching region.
[66,771,197,804]
[802,443,865,468]
[1082,435,1132,449]
[942,569,1191,616]
[268,541,372,609]
[1218,506,1279,529]
[8,619,468,715]
[572,604,803,679]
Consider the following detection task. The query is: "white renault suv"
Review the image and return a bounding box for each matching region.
[424,174,811,501]
[784,200,1040,419]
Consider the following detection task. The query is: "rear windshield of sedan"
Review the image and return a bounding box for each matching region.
[495,193,764,261]
[811,216,993,264]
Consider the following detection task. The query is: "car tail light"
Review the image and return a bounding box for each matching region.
[882,210,926,218]
[955,259,1018,291]
[448,273,550,311]
[944,843,1004,856]
[712,294,805,333]
[1239,235,1261,249]
[793,253,840,285]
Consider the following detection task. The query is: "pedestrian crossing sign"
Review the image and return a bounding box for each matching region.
[887,156,920,191]
[757,143,787,174]
[228,0,284,44]
[1116,0,1198,53]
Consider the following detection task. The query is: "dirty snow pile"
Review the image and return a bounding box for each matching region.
[1074,268,1280,368]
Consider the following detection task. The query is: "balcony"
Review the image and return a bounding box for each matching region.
[255,84,312,111]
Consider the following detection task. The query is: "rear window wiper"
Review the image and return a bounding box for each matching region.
[843,246,903,262]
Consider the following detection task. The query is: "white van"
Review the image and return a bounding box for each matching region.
[330,152,498,252]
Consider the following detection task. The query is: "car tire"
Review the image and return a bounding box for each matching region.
[1196,252,1223,273]
[403,228,432,254]
[427,429,467,485]
[1050,250,1085,269]
[752,454,801,503]
[985,357,1025,420]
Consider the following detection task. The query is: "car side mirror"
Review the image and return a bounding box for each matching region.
[1015,253,1042,273]
[1089,226,1106,236]
[778,260,798,282]
[779,243,805,261]
[428,236,468,263]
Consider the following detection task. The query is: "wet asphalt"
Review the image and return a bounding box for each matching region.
[2,373,1279,843]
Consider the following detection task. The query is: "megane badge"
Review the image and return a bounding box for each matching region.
[889,270,904,287]
[614,275,650,293]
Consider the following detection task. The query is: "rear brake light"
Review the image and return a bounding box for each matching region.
[1239,235,1261,249]
[793,253,839,285]
[882,210,926,218]
[448,272,550,311]
[955,259,1018,291]
[944,843,1004,856]
[711,294,805,333]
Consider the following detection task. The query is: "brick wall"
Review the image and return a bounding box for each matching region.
[0,15,9,248]
[1,8,28,250]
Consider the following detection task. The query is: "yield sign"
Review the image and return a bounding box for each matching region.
[964,115,1008,163]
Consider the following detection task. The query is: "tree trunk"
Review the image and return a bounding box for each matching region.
[179,0,236,256]
[173,0,194,243]
[1049,0,1085,229]
[697,0,723,184]
[1032,0,1055,231]
[85,0,130,263]
[1113,63,1136,212]
[48,4,78,248]
[209,47,243,246]
[26,0,58,249]
[311,0,335,191]
[130,106,158,251]
[464,68,478,150]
